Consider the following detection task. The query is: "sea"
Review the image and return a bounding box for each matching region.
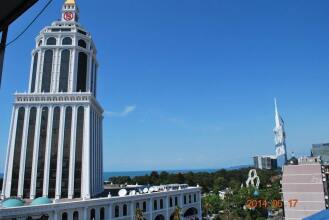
[0,165,250,181]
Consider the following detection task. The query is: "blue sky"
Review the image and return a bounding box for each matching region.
[1,0,329,171]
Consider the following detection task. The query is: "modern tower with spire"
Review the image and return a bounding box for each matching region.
[273,98,288,168]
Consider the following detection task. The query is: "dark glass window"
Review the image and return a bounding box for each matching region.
[73,211,79,220]
[78,39,86,48]
[62,213,67,220]
[160,199,164,209]
[115,205,119,217]
[100,207,105,220]
[62,37,72,45]
[74,107,84,197]
[184,195,186,204]
[23,107,37,198]
[90,209,95,220]
[175,197,178,206]
[76,52,87,92]
[46,37,56,45]
[90,59,94,94]
[38,40,42,46]
[94,66,98,97]
[59,50,70,92]
[194,194,197,202]
[36,107,49,197]
[189,194,191,203]
[154,200,157,210]
[41,50,53,92]
[136,202,139,209]
[61,107,72,198]
[170,197,173,207]
[78,30,87,35]
[143,201,146,212]
[30,53,38,93]
[48,107,60,198]
[10,107,25,196]
[123,204,127,216]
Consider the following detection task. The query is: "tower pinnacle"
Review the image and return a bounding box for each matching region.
[62,0,79,22]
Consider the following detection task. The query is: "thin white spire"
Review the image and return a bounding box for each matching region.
[274,98,280,127]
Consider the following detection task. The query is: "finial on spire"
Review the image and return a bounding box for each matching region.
[274,98,280,127]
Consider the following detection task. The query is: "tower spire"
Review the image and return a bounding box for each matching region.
[274,98,280,127]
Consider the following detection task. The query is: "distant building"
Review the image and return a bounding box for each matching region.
[311,143,329,164]
[282,156,328,220]
[273,99,288,167]
[253,155,277,170]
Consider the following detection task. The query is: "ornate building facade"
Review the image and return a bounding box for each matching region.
[1,0,103,200]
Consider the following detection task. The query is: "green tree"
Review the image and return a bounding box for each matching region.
[173,206,181,220]
[135,208,144,220]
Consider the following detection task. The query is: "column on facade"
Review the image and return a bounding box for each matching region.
[43,106,54,197]
[130,201,134,220]
[95,207,100,220]
[100,116,104,193]
[166,195,170,220]
[149,198,153,220]
[96,113,100,193]
[82,105,90,198]
[55,106,66,199]
[28,50,36,92]
[95,111,98,194]
[1,107,16,199]
[68,106,77,199]
[52,48,60,93]
[17,107,30,197]
[69,47,76,93]
[36,50,45,92]
[105,204,111,220]
[30,106,42,199]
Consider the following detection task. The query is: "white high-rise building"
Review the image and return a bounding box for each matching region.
[1,0,103,200]
[0,1,202,220]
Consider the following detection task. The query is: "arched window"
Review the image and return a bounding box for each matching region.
[123,204,128,216]
[62,37,72,45]
[62,212,68,220]
[48,107,60,197]
[153,200,157,210]
[169,197,173,207]
[46,37,56,45]
[78,39,86,48]
[184,195,186,204]
[76,52,87,92]
[74,106,84,197]
[136,202,139,209]
[38,40,42,46]
[189,194,192,203]
[23,107,37,197]
[175,197,178,206]
[160,199,164,209]
[73,211,79,220]
[30,52,38,93]
[61,106,72,198]
[194,194,197,202]
[114,205,119,217]
[41,50,53,92]
[11,107,25,196]
[90,209,95,220]
[59,49,70,92]
[100,207,105,220]
[36,107,49,197]
[143,201,147,212]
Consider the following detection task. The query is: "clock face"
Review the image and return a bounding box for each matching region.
[64,12,74,21]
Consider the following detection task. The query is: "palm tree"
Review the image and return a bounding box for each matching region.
[135,208,144,220]
[203,202,213,220]
[173,206,181,220]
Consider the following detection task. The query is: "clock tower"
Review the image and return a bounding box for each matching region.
[62,0,79,22]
